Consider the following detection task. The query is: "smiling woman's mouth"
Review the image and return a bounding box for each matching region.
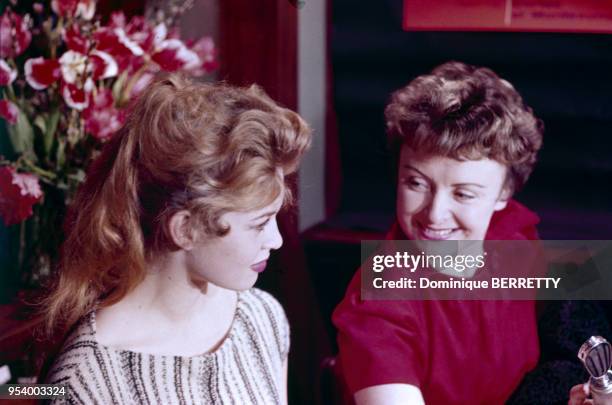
[417,224,460,240]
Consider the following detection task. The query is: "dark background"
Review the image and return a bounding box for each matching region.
[305,0,612,358]
[329,0,612,240]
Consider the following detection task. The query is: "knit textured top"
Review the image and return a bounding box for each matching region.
[46,288,290,404]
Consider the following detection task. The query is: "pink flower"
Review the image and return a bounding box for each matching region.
[33,3,44,14]
[58,50,87,84]
[0,59,17,86]
[0,166,43,226]
[113,28,145,56]
[61,78,93,110]
[125,17,158,53]
[63,24,89,54]
[0,11,32,58]
[89,50,118,80]
[57,49,117,86]
[24,57,61,90]
[51,0,77,16]
[152,39,200,72]
[0,99,19,124]
[96,26,145,57]
[83,89,125,140]
[185,37,218,77]
[109,14,162,52]
[94,27,144,72]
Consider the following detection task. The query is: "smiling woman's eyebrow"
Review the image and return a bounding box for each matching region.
[402,164,428,178]
[452,182,485,188]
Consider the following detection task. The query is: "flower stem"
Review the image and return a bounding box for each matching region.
[20,158,57,180]
[5,83,16,102]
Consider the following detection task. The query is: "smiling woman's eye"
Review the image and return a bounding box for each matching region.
[403,177,429,191]
[454,190,476,201]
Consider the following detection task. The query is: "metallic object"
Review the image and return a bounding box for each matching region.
[579,336,612,404]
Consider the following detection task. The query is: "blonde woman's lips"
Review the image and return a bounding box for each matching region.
[251,260,268,273]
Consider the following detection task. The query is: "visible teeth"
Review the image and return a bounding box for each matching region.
[423,227,454,237]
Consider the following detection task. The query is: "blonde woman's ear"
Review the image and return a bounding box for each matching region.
[168,210,197,250]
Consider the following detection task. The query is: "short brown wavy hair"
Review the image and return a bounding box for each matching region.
[385,61,543,192]
[42,74,312,335]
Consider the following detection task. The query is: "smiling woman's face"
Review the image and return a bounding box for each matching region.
[396,145,510,241]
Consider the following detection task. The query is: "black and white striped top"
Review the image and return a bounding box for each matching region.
[46,288,290,404]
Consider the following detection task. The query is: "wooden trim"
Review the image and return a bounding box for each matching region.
[219,0,297,108]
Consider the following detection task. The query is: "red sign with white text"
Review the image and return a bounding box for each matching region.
[403,0,612,33]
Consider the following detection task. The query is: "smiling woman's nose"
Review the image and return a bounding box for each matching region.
[424,192,451,224]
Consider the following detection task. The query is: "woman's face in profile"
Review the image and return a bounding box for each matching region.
[184,193,284,291]
[396,145,509,241]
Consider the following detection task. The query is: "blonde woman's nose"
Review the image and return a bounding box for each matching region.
[265,217,283,250]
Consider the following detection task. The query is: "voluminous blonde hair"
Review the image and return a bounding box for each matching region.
[385,61,543,192]
[42,74,311,335]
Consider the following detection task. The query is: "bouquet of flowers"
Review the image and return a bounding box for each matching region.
[0,0,217,285]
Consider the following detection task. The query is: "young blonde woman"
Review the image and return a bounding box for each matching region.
[42,74,311,404]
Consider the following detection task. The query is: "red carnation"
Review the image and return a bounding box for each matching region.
[0,166,43,226]
[61,79,94,111]
[89,50,118,80]
[25,57,61,90]
[152,39,200,72]
[94,27,144,72]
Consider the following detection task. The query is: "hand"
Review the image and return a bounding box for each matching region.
[569,383,593,405]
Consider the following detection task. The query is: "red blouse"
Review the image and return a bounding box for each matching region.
[332,200,541,405]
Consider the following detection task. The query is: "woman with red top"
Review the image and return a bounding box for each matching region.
[333,61,544,404]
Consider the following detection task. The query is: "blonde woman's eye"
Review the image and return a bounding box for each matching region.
[253,219,270,231]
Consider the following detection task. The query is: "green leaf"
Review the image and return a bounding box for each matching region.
[45,110,61,155]
[6,110,35,160]
[56,138,66,170]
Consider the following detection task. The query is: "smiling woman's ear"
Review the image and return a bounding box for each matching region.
[168,210,197,250]
[494,186,512,211]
